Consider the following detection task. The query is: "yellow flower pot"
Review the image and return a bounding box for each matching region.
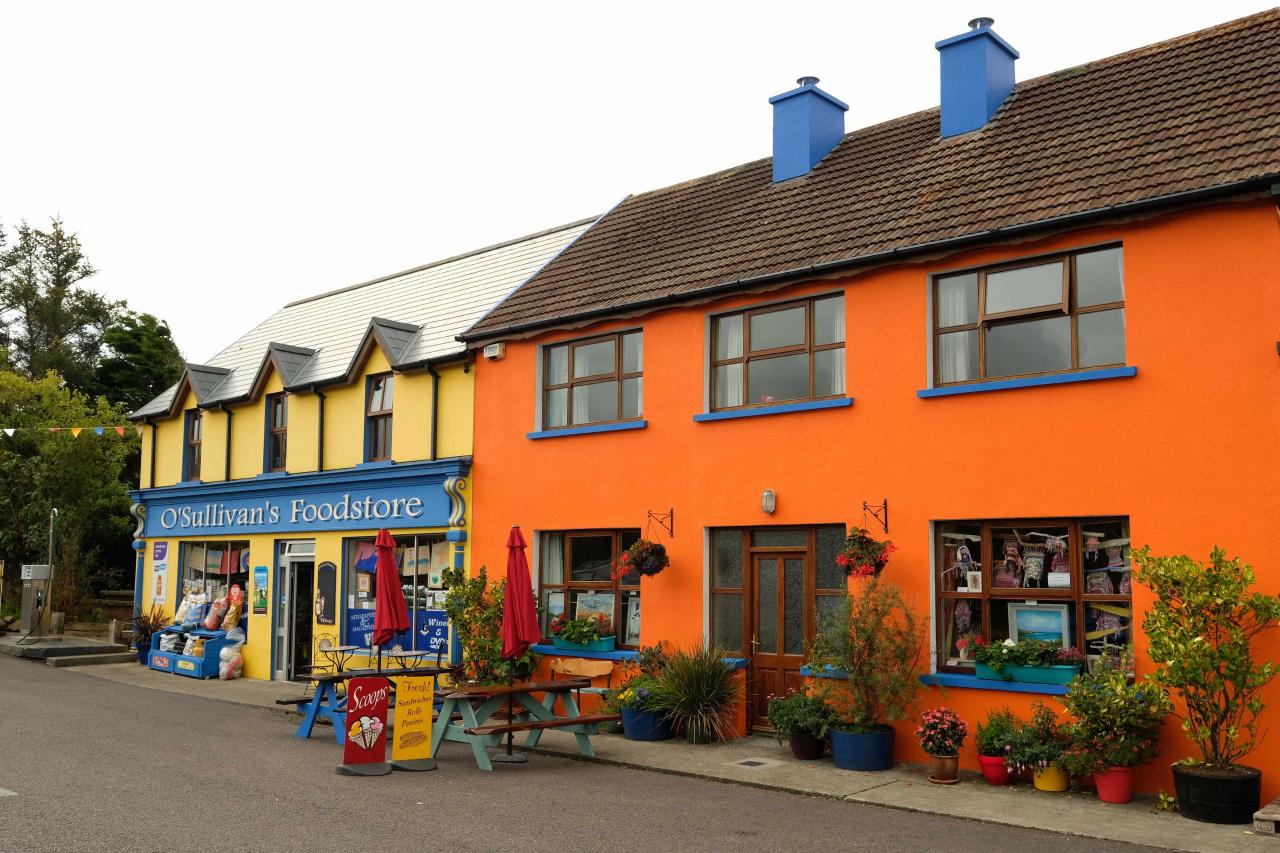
[1033,765,1069,792]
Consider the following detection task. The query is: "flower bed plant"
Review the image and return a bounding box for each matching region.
[549,612,614,650]
[652,643,740,743]
[975,707,1019,785]
[767,689,839,741]
[616,673,666,712]
[1004,702,1068,777]
[972,638,1085,684]
[916,707,968,757]
[1059,655,1171,775]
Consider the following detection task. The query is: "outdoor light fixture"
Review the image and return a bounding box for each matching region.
[761,489,776,515]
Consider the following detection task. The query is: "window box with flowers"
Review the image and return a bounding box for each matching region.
[549,613,616,652]
[972,638,1084,685]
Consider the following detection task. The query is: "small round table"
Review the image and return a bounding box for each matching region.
[319,644,360,673]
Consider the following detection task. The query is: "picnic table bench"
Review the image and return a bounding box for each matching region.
[292,666,453,743]
[431,678,619,771]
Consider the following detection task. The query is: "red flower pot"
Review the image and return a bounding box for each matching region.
[1094,766,1135,804]
[977,754,1010,786]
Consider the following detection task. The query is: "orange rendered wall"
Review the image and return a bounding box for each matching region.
[470,199,1280,797]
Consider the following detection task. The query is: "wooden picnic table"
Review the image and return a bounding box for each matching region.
[429,678,618,771]
[292,666,453,743]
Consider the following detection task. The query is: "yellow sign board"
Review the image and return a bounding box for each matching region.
[391,677,434,763]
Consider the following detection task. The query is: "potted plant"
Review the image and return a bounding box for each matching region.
[652,643,740,744]
[974,707,1019,786]
[549,612,615,652]
[1005,702,1070,792]
[616,673,674,741]
[808,580,926,771]
[767,688,838,759]
[835,528,896,578]
[916,707,968,784]
[1135,546,1280,824]
[614,538,670,579]
[442,565,540,683]
[972,638,1085,685]
[131,605,168,664]
[1059,653,1172,804]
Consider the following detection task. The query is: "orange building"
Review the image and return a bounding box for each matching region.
[461,13,1280,797]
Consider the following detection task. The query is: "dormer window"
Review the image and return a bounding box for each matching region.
[183,410,202,481]
[366,374,393,462]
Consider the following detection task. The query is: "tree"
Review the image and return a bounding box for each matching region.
[91,311,184,412]
[0,218,121,394]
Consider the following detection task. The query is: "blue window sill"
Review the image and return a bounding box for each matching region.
[527,420,647,440]
[919,672,1069,695]
[693,397,853,422]
[917,366,1136,398]
[356,460,395,469]
[531,644,638,661]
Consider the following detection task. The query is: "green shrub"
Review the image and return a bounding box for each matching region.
[1060,654,1171,774]
[767,689,838,741]
[441,564,539,684]
[1005,702,1068,773]
[974,707,1020,758]
[652,643,740,742]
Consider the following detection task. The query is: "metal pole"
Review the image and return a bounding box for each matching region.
[45,508,59,618]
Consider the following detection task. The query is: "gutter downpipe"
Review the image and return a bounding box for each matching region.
[220,405,233,481]
[143,418,157,489]
[427,365,440,462]
[313,386,326,472]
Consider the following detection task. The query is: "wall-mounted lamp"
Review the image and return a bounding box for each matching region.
[761,489,776,515]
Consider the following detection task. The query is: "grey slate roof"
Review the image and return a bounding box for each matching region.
[131,218,594,419]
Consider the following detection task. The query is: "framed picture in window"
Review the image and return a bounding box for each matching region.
[575,592,615,631]
[1008,602,1071,647]
[624,596,641,646]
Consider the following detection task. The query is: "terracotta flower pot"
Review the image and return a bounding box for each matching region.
[1033,765,1069,792]
[788,731,825,760]
[1094,766,1135,804]
[977,754,1010,786]
[928,754,960,784]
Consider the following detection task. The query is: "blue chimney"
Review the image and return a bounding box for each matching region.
[935,17,1019,137]
[769,76,848,182]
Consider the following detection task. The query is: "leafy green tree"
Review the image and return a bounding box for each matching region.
[91,311,184,412]
[0,218,121,394]
[0,371,137,615]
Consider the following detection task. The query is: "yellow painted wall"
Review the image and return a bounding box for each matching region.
[393,368,433,463]
[227,372,283,480]
[200,409,229,482]
[435,363,474,459]
[143,389,197,487]
[287,392,319,474]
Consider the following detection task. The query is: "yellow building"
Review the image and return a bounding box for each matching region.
[128,220,592,681]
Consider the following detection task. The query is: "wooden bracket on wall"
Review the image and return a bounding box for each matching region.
[862,499,888,535]
[646,508,674,539]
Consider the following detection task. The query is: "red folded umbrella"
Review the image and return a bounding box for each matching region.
[501,526,541,660]
[371,529,410,651]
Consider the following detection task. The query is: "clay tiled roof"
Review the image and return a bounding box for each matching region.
[464,10,1280,340]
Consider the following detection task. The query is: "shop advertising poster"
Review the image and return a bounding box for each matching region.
[415,610,449,653]
[339,676,391,775]
[252,566,268,615]
[150,541,168,604]
[390,677,434,765]
[316,561,336,625]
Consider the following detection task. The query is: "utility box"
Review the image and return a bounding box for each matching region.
[19,564,52,633]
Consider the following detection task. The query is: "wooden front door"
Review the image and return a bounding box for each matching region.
[749,551,807,727]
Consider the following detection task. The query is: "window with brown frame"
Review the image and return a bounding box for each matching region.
[183,410,202,480]
[710,294,845,410]
[366,374,393,462]
[541,331,642,429]
[538,530,641,648]
[266,393,287,473]
[935,517,1132,674]
[933,246,1125,385]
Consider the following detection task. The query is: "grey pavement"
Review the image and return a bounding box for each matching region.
[0,655,1172,852]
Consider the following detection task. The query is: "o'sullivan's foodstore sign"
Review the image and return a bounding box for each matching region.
[133,459,468,537]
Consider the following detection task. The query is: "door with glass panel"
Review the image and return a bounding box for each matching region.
[750,551,807,726]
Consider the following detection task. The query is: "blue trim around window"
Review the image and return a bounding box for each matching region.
[692,397,853,422]
[918,672,1069,696]
[526,420,647,440]
[917,366,1137,398]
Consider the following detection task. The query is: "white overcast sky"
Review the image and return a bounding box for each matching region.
[1,1,1273,361]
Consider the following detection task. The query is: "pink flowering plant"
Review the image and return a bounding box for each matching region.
[916,707,969,757]
[1057,653,1172,775]
[836,528,896,578]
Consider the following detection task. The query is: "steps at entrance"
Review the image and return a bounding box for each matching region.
[47,652,139,667]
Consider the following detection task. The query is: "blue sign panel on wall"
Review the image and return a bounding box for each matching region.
[345,607,448,653]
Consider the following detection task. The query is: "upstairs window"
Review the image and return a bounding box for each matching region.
[542,331,643,430]
[933,246,1125,385]
[183,410,202,481]
[366,374,393,462]
[266,393,287,473]
[711,294,845,410]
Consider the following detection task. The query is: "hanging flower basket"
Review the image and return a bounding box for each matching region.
[836,528,895,578]
[613,538,670,580]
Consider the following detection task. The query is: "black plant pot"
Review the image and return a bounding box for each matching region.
[788,732,825,760]
[1172,763,1262,824]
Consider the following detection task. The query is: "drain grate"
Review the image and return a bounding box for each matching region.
[736,760,766,767]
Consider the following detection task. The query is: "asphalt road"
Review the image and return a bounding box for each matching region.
[0,656,1157,853]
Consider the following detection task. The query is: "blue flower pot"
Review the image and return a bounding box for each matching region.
[831,726,895,771]
[551,636,616,652]
[621,707,674,741]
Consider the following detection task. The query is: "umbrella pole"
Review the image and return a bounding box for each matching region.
[506,666,515,757]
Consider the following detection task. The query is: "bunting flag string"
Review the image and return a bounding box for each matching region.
[0,425,133,437]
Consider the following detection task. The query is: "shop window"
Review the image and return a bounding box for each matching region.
[178,541,250,602]
[343,533,448,650]
[933,246,1125,385]
[266,393,287,473]
[538,530,641,647]
[366,374,393,462]
[183,410,202,480]
[711,294,844,410]
[541,330,643,430]
[935,517,1132,673]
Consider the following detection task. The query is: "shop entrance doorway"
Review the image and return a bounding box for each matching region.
[274,541,316,682]
[750,551,807,727]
